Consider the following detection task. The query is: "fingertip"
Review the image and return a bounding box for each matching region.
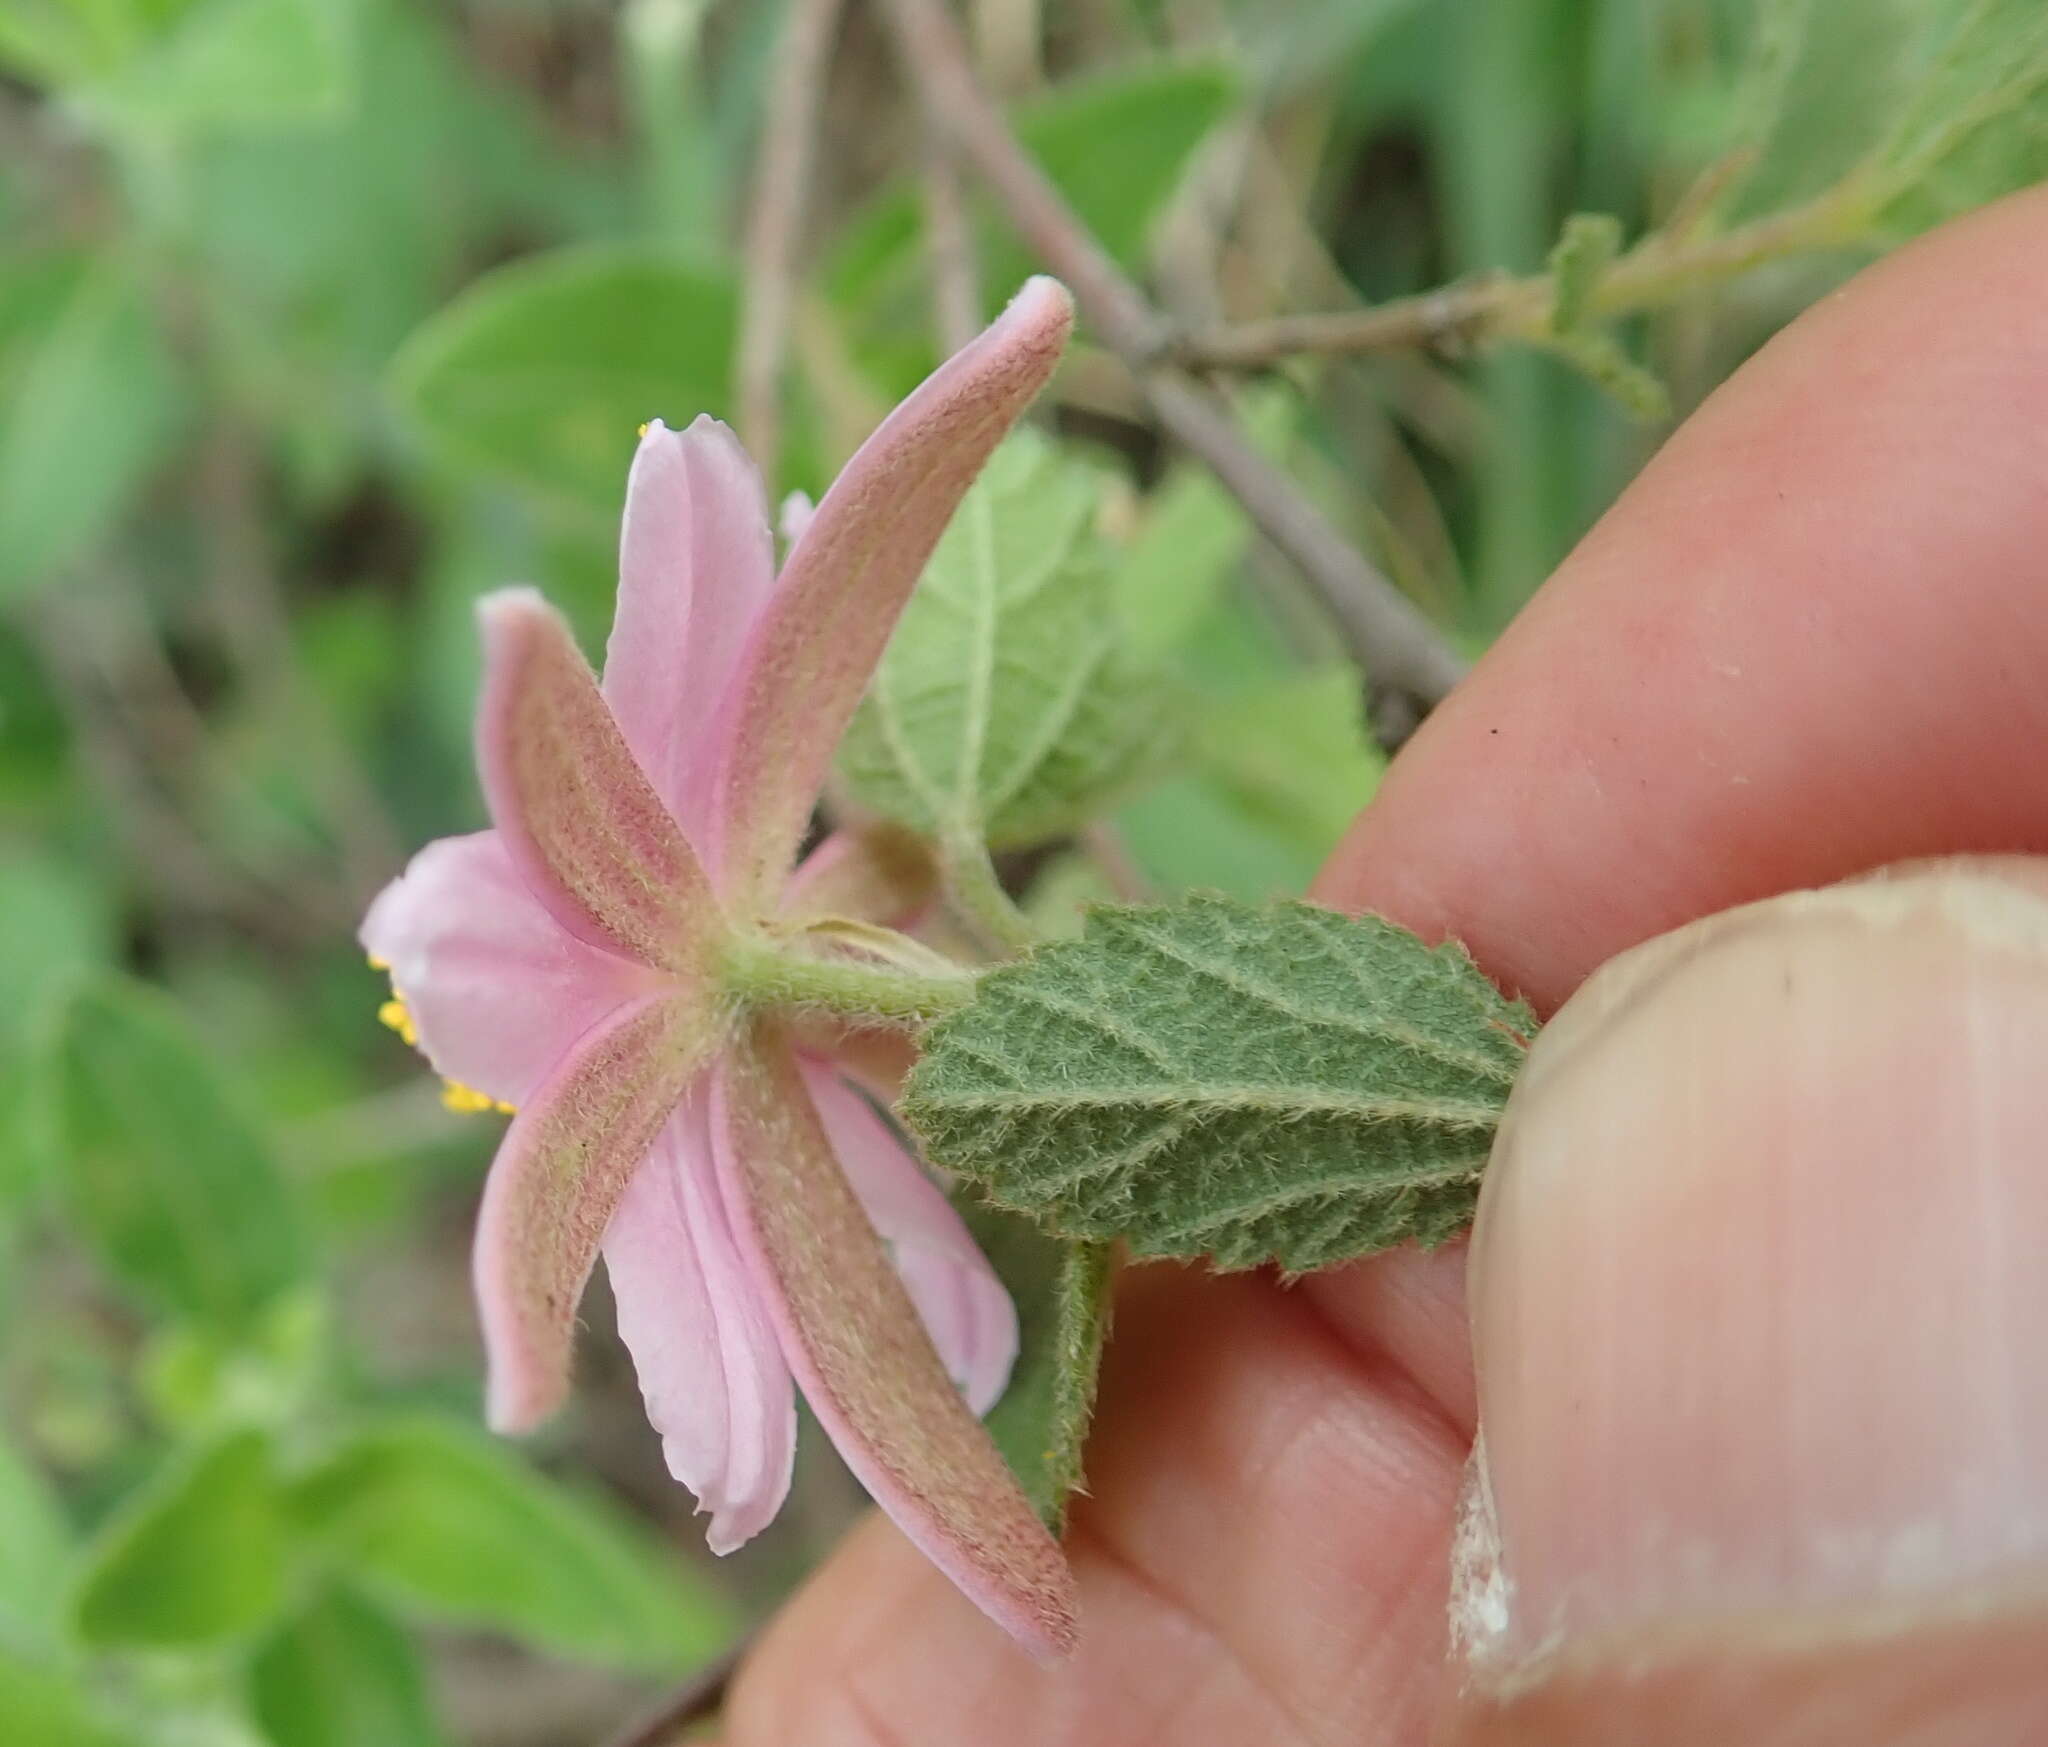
[1453,863,2048,1741]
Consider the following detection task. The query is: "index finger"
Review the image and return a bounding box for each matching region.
[1315,182,2048,1011]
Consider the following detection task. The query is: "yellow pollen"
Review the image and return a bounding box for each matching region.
[373,966,510,1116]
[442,1080,515,1116]
[637,421,650,438]
[366,953,389,971]
[377,997,418,1047]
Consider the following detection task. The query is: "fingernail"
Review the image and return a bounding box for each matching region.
[1460,864,2048,1671]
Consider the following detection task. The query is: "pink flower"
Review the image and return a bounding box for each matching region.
[361,281,1077,1656]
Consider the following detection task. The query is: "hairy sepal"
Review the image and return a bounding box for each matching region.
[475,992,725,1434]
[713,1025,1079,1658]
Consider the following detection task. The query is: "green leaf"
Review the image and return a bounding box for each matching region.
[1732,0,2048,227]
[1020,851,1121,940]
[0,847,115,1210]
[0,254,185,604]
[1111,390,1295,663]
[72,1429,289,1649]
[1723,0,1908,214]
[0,1647,137,1747]
[0,0,190,89]
[1870,0,2048,225]
[97,0,358,132]
[1185,667,1384,858]
[1115,627,1385,902]
[1112,467,1255,664]
[837,431,1176,852]
[961,1204,1110,1529]
[248,1585,450,1747]
[1117,775,1323,901]
[0,1435,73,1649]
[0,848,116,1048]
[389,244,737,519]
[0,0,352,128]
[982,61,1236,291]
[51,978,312,1329]
[905,898,1535,1270]
[292,1417,734,1670]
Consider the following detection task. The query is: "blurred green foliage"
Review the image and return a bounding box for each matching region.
[0,0,2042,1739]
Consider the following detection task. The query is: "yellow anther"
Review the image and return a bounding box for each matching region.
[637,421,651,438]
[366,952,389,971]
[441,1080,514,1116]
[373,971,507,1115]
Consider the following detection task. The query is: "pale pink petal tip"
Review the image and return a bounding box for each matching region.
[481,1349,564,1438]
[475,582,549,632]
[477,1224,572,1435]
[1003,273,1075,339]
[604,412,777,848]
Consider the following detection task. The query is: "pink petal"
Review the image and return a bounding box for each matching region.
[778,824,938,928]
[603,418,778,841]
[713,1030,1077,1658]
[799,1057,1017,1416]
[604,1095,796,1553]
[361,831,658,1109]
[474,992,722,1434]
[476,589,722,971]
[706,278,1075,906]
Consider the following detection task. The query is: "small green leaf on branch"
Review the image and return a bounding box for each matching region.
[905,897,1535,1272]
[1538,329,1672,421]
[72,1429,289,1649]
[1538,214,1669,420]
[1546,211,1623,334]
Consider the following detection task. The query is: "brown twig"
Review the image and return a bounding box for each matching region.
[919,115,984,354]
[600,1633,759,1747]
[871,0,1469,716]
[1175,181,1874,371]
[736,0,847,487]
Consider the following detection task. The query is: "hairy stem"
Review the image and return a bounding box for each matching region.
[941,830,1040,955]
[722,931,977,1026]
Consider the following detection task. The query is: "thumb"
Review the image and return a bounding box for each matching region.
[1443,859,2048,1747]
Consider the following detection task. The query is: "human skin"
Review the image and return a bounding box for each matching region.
[720,182,2048,1744]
